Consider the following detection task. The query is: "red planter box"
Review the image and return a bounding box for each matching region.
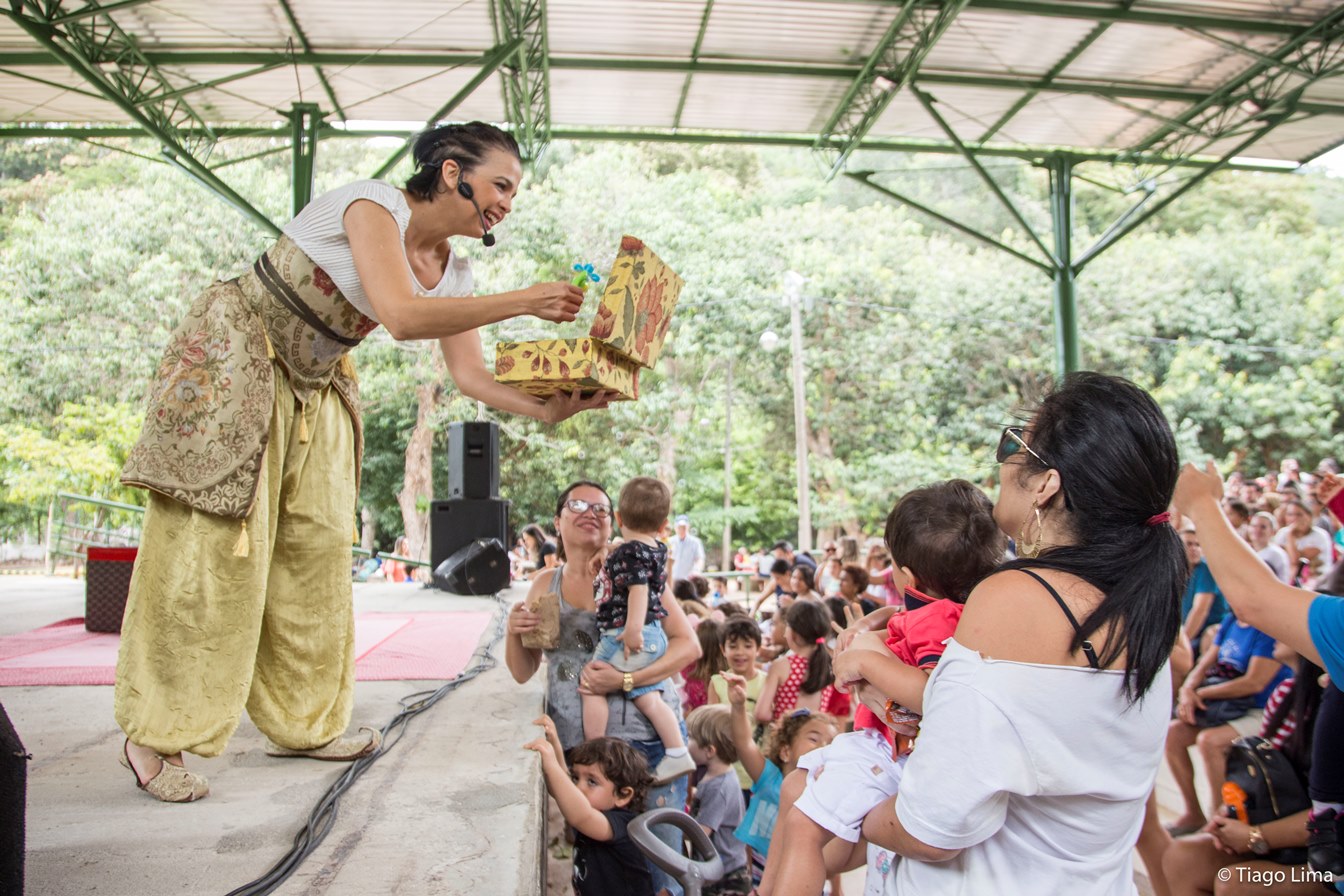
[85,547,138,634]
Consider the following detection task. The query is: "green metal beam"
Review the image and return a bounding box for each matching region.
[3,2,280,235]
[672,0,716,131]
[815,0,970,178]
[0,66,106,101]
[5,47,1344,117]
[490,0,550,161]
[51,0,160,26]
[1047,155,1078,375]
[1073,109,1296,273]
[289,103,321,217]
[964,0,1307,35]
[1137,7,1344,157]
[846,171,1055,275]
[139,61,291,105]
[913,87,1056,267]
[275,0,349,122]
[369,39,522,181]
[0,122,1307,173]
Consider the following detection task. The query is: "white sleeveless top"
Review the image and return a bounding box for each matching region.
[282,179,474,321]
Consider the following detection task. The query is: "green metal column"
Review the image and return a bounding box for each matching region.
[1048,154,1079,376]
[289,103,322,218]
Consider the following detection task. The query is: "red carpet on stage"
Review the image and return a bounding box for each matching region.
[0,611,495,687]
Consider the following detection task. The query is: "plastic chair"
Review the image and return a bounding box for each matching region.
[628,807,725,896]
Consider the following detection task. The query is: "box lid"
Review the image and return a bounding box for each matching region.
[587,236,684,368]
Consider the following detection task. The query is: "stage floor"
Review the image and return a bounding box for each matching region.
[0,573,545,896]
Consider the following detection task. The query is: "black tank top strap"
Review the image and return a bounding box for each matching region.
[1016,568,1101,670]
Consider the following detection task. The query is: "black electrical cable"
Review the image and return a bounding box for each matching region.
[223,594,510,896]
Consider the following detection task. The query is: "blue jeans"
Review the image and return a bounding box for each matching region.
[594,623,668,700]
[631,730,690,896]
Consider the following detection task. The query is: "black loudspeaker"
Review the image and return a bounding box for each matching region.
[433,538,510,595]
[448,421,500,499]
[430,497,511,572]
[0,703,27,896]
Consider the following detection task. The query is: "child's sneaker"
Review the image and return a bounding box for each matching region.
[1306,808,1344,876]
[652,750,695,784]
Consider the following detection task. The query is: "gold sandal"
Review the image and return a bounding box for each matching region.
[120,740,209,803]
[264,726,381,761]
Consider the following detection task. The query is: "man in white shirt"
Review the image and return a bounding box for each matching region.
[670,515,705,582]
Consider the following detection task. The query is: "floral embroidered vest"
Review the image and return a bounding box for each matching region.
[122,235,374,519]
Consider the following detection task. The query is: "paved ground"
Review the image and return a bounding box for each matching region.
[2,574,546,896]
[2,574,1192,895]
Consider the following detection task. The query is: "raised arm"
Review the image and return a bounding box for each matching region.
[1173,463,1323,667]
[525,736,614,842]
[345,200,582,341]
[721,672,766,782]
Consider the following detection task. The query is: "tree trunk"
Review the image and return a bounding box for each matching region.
[360,505,377,553]
[399,380,442,564]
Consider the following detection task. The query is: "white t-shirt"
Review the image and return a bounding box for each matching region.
[1257,543,1291,583]
[890,640,1171,896]
[1274,525,1333,576]
[282,179,474,321]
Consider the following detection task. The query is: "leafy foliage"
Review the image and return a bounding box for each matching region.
[1,137,1341,562]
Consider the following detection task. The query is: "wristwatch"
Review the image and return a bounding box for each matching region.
[622,672,634,693]
[1247,825,1270,856]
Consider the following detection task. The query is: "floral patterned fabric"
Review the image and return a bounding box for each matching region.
[123,235,369,519]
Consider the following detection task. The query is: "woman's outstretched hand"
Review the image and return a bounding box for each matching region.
[540,389,615,425]
[1172,461,1224,517]
[524,281,584,323]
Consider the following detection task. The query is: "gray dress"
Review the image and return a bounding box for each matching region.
[543,564,684,752]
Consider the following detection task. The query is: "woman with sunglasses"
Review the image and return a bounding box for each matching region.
[862,372,1185,895]
[505,480,702,896]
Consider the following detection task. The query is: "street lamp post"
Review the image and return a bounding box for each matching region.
[760,271,812,553]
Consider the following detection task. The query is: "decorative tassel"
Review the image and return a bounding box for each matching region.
[339,354,357,382]
[297,405,309,443]
[353,523,359,544]
[232,520,250,558]
[263,331,275,360]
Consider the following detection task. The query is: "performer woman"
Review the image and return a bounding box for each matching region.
[116,121,611,801]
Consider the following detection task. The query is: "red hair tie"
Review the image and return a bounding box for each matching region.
[1145,512,1171,527]
[815,636,826,645]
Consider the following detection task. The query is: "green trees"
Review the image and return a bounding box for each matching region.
[1,138,1339,557]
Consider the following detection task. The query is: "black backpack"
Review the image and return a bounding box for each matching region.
[1222,736,1311,864]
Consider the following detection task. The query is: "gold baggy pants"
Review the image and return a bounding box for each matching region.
[114,367,357,758]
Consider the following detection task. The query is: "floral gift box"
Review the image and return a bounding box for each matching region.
[494,235,683,402]
[494,337,641,401]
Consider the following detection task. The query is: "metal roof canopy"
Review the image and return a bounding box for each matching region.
[3,0,1343,374]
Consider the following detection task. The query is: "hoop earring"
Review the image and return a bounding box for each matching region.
[1018,504,1044,559]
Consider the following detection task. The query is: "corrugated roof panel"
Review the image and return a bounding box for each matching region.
[696,0,891,65]
[922,10,1099,78]
[169,66,329,122]
[1063,22,1256,91]
[549,69,685,129]
[548,0,704,59]
[677,73,848,133]
[285,0,496,51]
[870,85,1029,143]
[111,0,288,50]
[1131,0,1334,24]
[323,68,505,123]
[0,69,120,122]
[1207,113,1344,162]
[991,91,1153,149]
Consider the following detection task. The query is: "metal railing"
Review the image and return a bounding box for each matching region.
[46,492,144,574]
